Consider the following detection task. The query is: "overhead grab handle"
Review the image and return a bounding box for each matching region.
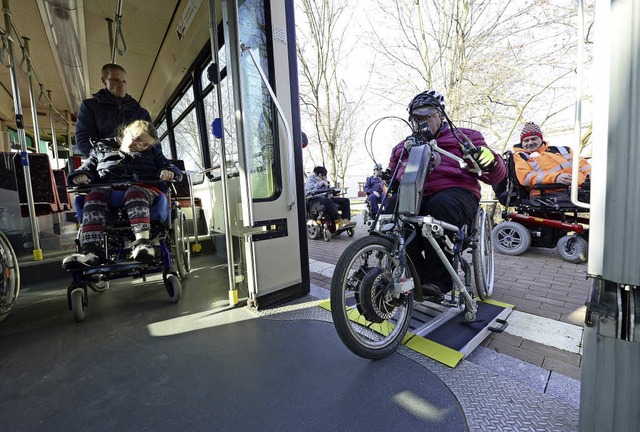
[240,43,296,211]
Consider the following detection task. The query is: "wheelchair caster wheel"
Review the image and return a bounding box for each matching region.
[323,228,332,242]
[71,288,86,322]
[465,311,476,321]
[165,274,182,303]
[347,228,354,237]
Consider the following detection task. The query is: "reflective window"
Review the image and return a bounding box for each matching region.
[171,86,195,121]
[173,94,203,172]
[238,0,278,199]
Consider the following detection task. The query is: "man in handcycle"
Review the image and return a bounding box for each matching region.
[62,120,183,269]
[387,90,506,300]
[305,166,355,231]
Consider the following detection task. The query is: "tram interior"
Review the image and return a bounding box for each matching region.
[0,0,287,314]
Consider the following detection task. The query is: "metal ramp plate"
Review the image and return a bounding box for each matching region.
[408,299,513,365]
[317,298,513,368]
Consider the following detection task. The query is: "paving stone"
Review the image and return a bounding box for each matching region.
[542,357,582,381]
[521,339,582,367]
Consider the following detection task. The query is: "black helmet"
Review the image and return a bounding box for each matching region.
[408,90,446,114]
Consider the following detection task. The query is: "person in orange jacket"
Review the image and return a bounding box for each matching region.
[513,121,591,197]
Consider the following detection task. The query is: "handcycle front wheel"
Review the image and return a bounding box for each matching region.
[330,235,415,360]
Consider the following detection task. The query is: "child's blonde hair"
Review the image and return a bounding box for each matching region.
[118,120,159,144]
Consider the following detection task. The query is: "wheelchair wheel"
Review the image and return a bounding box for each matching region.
[0,231,20,323]
[492,221,531,256]
[556,235,588,263]
[70,287,86,322]
[472,208,494,300]
[306,220,321,240]
[165,274,182,303]
[172,212,191,279]
[323,228,332,242]
[330,235,415,360]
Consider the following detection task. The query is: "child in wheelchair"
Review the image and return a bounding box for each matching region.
[62,120,183,269]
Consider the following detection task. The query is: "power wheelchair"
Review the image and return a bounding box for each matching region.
[329,132,496,359]
[491,150,590,263]
[305,188,355,242]
[65,181,191,322]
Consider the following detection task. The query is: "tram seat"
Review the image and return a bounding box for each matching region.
[53,169,72,211]
[10,153,64,216]
[171,159,207,236]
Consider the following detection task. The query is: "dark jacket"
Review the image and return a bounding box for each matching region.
[75,88,152,157]
[364,175,383,195]
[388,123,506,200]
[68,138,183,191]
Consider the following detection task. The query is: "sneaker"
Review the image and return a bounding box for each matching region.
[336,218,355,230]
[131,240,156,262]
[62,244,102,270]
[421,283,444,301]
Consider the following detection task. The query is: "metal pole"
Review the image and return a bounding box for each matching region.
[47,90,60,169]
[3,0,42,260]
[22,38,42,154]
[111,0,124,63]
[208,0,239,306]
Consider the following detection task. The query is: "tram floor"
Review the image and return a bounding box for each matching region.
[0,256,470,431]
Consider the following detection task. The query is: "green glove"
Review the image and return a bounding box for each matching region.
[473,147,496,170]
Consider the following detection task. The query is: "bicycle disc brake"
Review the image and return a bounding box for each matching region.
[355,267,397,323]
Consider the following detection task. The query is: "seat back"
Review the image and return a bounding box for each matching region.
[492,150,529,207]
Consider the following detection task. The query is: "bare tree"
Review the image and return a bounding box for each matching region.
[296,0,368,187]
[366,0,593,152]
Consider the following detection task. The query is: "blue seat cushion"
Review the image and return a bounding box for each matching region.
[75,191,170,225]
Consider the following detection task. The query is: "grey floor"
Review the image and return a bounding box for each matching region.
[0,254,468,432]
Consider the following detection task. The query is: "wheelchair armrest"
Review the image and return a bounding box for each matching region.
[532,183,566,190]
[68,179,178,193]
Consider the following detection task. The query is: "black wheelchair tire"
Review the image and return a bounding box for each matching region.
[0,232,20,323]
[472,208,495,300]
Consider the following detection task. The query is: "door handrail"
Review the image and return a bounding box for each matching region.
[240,43,296,211]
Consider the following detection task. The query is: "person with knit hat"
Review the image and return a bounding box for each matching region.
[513,121,591,195]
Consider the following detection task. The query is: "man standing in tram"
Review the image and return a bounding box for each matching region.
[75,63,152,157]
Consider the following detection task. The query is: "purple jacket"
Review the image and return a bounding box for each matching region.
[388,123,506,200]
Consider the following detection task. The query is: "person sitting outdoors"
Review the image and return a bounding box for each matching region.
[305,166,355,230]
[364,164,385,216]
[62,120,183,269]
[513,121,591,199]
[387,90,506,300]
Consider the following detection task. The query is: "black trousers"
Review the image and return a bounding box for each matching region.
[331,197,351,220]
[406,187,479,293]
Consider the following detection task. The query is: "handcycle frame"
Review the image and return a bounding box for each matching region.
[329,132,496,360]
[65,180,191,322]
